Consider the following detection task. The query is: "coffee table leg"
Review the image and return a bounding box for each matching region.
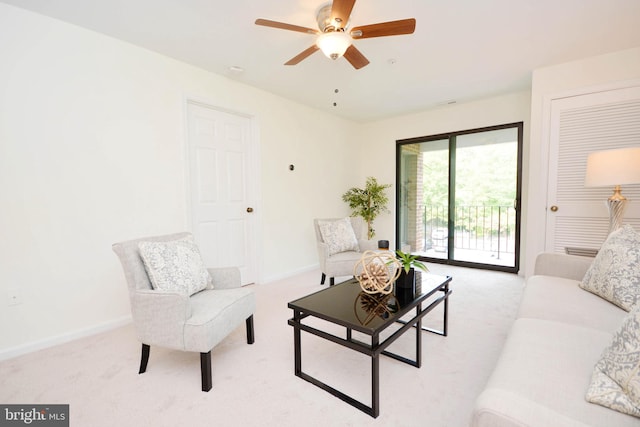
[443,282,449,337]
[402,281,451,336]
[416,304,422,368]
[371,336,380,418]
[294,310,302,375]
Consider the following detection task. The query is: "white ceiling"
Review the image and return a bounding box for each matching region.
[3,0,640,122]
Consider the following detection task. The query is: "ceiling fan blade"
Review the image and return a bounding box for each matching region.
[350,18,416,39]
[343,45,369,69]
[284,45,320,65]
[330,0,356,29]
[255,18,318,35]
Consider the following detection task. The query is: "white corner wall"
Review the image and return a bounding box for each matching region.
[356,91,532,271]
[4,1,635,359]
[0,4,358,357]
[525,46,640,276]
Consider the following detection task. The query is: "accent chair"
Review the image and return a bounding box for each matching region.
[313,217,378,286]
[112,232,255,392]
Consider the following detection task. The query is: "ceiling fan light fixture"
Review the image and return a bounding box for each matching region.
[255,0,417,69]
[316,31,352,60]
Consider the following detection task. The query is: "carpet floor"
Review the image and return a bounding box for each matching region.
[0,264,524,427]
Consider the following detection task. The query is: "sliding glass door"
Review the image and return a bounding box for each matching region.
[396,123,523,273]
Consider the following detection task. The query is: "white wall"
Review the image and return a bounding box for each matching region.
[356,91,532,270]
[0,4,358,356]
[3,2,635,359]
[525,46,640,276]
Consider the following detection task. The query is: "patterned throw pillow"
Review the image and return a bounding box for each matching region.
[586,306,640,417]
[138,238,212,296]
[580,225,640,311]
[318,217,360,256]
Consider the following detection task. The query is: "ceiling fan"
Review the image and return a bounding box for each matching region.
[255,0,416,70]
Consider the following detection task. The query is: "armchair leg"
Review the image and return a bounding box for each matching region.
[246,315,255,344]
[139,344,150,374]
[321,273,326,285]
[200,351,212,392]
[330,277,335,286]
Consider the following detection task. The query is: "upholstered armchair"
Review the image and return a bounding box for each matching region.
[112,232,255,392]
[314,217,379,286]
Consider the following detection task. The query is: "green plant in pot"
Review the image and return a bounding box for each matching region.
[341,176,391,240]
[395,249,429,291]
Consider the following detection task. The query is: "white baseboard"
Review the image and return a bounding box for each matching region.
[260,264,320,285]
[0,315,132,362]
[1,265,325,361]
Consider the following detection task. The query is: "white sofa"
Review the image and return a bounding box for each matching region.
[471,252,639,427]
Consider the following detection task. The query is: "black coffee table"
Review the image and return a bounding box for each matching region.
[287,273,452,418]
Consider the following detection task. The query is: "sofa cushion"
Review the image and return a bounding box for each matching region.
[472,318,639,427]
[580,225,640,311]
[138,237,212,296]
[518,275,627,333]
[586,307,640,417]
[318,217,360,256]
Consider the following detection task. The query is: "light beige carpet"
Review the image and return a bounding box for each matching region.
[0,264,523,427]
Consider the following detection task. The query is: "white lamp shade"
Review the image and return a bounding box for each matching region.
[585,147,640,187]
[316,31,351,60]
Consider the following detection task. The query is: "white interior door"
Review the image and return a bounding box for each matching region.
[545,85,640,254]
[187,102,258,285]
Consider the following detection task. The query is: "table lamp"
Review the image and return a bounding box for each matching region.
[585,147,640,234]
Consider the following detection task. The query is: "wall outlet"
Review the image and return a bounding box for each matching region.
[7,288,22,306]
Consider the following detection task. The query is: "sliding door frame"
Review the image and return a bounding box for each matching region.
[396,122,524,274]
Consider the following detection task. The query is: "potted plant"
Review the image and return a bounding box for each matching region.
[395,249,429,291]
[341,176,391,240]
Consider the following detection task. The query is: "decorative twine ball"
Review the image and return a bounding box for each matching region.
[354,250,401,295]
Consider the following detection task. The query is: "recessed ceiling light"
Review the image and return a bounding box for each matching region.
[436,100,457,107]
[227,66,244,74]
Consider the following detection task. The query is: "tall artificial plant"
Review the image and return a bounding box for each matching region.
[341,176,391,239]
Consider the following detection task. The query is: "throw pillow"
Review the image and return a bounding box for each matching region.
[585,306,640,417]
[318,217,360,256]
[580,225,640,311]
[138,237,212,296]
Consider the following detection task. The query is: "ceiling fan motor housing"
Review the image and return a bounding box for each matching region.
[317,3,347,32]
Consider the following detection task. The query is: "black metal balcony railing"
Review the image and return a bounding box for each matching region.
[422,204,516,257]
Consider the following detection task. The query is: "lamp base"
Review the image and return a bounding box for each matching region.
[607,185,627,234]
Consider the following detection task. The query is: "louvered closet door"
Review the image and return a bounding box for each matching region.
[546,85,640,254]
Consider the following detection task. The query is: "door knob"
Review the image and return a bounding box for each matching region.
[246,207,254,213]
[550,205,558,212]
